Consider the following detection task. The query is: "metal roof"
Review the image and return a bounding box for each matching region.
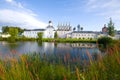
[24,29,45,31]
[72,31,101,34]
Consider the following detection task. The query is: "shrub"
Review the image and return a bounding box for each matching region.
[97,37,113,48]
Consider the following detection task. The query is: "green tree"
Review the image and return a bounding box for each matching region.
[8,28,18,42]
[108,18,115,36]
[37,32,43,41]
[2,26,23,35]
[8,28,18,37]
[54,31,58,39]
[2,26,9,33]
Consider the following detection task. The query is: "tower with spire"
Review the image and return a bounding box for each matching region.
[44,21,55,38]
[56,22,72,38]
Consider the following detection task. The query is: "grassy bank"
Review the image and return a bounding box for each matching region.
[0,41,120,80]
[0,37,97,43]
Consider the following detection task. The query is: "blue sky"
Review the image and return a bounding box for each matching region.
[0,0,120,31]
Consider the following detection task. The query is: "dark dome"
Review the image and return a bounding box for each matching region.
[49,21,52,23]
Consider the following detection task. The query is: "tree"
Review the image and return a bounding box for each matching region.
[8,28,18,42]
[9,28,18,37]
[108,18,115,36]
[54,31,58,39]
[2,26,9,33]
[2,26,23,35]
[37,32,43,41]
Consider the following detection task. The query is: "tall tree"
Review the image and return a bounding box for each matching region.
[54,31,58,39]
[2,26,23,34]
[108,18,115,36]
[8,28,18,42]
[9,28,18,37]
[37,32,43,41]
[2,26,9,33]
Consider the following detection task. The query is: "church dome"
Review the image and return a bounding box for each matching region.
[49,21,52,23]
[46,21,54,29]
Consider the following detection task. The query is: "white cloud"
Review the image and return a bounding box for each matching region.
[86,0,120,9]
[0,0,48,29]
[86,0,120,20]
[5,0,24,8]
[86,0,97,6]
[84,0,120,30]
[0,9,47,29]
[5,0,13,3]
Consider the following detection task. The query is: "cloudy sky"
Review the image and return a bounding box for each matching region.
[0,0,120,31]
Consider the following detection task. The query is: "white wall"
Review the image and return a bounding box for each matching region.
[71,33,97,39]
[23,31,45,38]
[44,28,55,38]
[57,31,72,38]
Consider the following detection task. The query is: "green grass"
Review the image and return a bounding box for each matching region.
[0,37,97,43]
[0,40,120,80]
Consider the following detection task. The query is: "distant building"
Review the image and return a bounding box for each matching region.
[57,23,72,38]
[1,33,11,38]
[23,21,55,38]
[114,31,120,40]
[102,24,108,34]
[71,31,98,39]
[23,29,45,38]
[45,21,55,38]
[22,21,120,40]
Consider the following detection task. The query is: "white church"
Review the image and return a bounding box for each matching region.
[23,21,55,38]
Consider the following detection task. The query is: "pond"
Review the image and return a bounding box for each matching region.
[0,41,100,59]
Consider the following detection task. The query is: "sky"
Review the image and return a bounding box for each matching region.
[0,0,120,31]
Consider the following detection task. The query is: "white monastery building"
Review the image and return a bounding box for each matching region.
[23,21,55,38]
[22,21,120,40]
[57,23,72,38]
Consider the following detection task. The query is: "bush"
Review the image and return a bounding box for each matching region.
[97,37,113,48]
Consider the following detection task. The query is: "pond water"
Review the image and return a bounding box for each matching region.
[0,42,100,59]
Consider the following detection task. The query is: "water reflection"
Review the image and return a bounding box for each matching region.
[0,42,100,59]
[71,43,96,48]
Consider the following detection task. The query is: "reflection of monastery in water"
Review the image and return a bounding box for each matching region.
[42,42,55,54]
[57,43,96,48]
[71,43,96,48]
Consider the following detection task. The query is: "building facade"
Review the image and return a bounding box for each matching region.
[23,29,45,38]
[70,31,98,39]
[22,21,120,40]
[23,21,55,38]
[57,23,72,38]
[1,33,11,38]
[102,24,108,34]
